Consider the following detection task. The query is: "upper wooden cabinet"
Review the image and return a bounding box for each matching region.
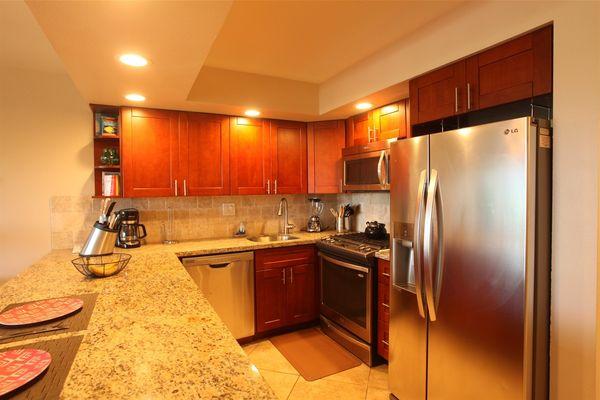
[270,120,307,194]
[179,112,230,196]
[466,25,552,111]
[121,107,178,197]
[307,120,345,194]
[346,100,408,147]
[410,25,552,125]
[409,62,466,124]
[230,117,271,195]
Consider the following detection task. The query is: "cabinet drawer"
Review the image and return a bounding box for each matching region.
[255,245,315,271]
[377,310,390,360]
[377,259,390,281]
[378,281,390,310]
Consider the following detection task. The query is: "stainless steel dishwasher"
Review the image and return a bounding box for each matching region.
[181,251,254,339]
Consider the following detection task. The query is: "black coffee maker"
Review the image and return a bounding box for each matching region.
[115,208,147,248]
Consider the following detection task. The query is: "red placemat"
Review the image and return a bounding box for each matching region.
[0,298,83,326]
[0,349,51,396]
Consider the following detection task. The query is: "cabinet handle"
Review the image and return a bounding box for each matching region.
[282,268,286,285]
[267,179,271,194]
[174,179,178,197]
[373,128,378,142]
[382,340,389,346]
[183,179,188,196]
[454,87,459,113]
[467,83,471,110]
[274,179,278,194]
[382,303,390,309]
[290,267,293,284]
[367,127,372,142]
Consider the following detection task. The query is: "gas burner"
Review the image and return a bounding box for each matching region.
[317,232,390,262]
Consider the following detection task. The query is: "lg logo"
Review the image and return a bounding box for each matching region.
[504,128,519,135]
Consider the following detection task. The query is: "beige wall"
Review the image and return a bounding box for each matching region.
[0,67,93,280]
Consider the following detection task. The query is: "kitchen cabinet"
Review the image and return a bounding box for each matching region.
[465,25,552,110]
[307,120,345,194]
[346,100,408,147]
[270,120,307,194]
[410,25,552,126]
[255,246,317,334]
[121,107,179,197]
[179,112,230,196]
[230,117,271,195]
[409,61,466,125]
[377,258,390,360]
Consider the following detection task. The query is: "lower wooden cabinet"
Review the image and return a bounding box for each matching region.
[377,258,390,360]
[255,246,317,334]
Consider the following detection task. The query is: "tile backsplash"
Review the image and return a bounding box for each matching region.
[49,192,390,250]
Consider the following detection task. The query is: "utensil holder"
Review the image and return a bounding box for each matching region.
[343,216,352,232]
[336,216,345,233]
[79,223,117,257]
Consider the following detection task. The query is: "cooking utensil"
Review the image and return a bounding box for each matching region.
[105,201,116,220]
[330,208,338,218]
[0,297,83,326]
[0,349,51,396]
[0,323,67,341]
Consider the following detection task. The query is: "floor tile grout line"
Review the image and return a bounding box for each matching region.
[286,375,300,400]
[259,367,300,377]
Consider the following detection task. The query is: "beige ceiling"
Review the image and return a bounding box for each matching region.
[23,0,467,120]
[205,1,466,83]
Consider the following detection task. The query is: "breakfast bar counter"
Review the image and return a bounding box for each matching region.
[0,231,332,399]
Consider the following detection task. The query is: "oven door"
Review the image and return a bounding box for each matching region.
[319,252,372,343]
[343,150,390,191]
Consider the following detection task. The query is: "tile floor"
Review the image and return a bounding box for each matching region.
[242,336,389,400]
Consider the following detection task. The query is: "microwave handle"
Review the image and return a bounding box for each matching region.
[377,151,388,185]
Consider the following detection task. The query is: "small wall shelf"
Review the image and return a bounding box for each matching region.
[91,104,122,197]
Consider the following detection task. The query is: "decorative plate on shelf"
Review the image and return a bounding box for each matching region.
[0,349,51,396]
[0,297,83,326]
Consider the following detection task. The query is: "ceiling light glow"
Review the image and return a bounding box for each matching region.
[124,93,145,102]
[244,109,260,117]
[119,54,148,67]
[355,102,373,110]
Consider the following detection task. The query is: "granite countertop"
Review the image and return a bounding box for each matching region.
[375,249,390,261]
[0,230,334,399]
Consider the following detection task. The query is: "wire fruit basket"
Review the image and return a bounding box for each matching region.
[71,253,131,278]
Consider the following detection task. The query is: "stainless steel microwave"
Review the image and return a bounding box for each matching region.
[342,148,390,191]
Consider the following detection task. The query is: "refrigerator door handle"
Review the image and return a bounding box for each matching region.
[424,169,445,322]
[413,169,427,318]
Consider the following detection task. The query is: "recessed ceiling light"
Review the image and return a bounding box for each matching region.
[124,93,145,102]
[119,54,148,67]
[244,109,260,117]
[355,102,373,110]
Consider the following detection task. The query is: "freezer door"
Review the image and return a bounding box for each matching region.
[389,136,428,400]
[427,118,530,399]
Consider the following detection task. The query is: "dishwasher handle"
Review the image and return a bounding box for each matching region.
[209,262,231,269]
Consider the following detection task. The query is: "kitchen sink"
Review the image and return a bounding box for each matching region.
[247,235,299,243]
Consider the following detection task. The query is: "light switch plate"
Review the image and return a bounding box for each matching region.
[222,203,235,216]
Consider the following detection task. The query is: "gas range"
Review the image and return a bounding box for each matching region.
[317,232,389,263]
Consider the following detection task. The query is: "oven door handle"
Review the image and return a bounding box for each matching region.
[318,253,370,273]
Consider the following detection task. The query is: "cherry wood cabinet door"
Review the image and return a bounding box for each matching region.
[372,100,408,141]
[466,25,552,110]
[285,264,317,325]
[377,259,390,360]
[255,267,287,333]
[179,112,230,196]
[121,107,178,197]
[409,61,466,124]
[230,117,270,195]
[270,120,307,194]
[307,120,345,194]
[346,112,371,146]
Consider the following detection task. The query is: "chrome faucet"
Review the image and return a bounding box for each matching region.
[277,198,295,236]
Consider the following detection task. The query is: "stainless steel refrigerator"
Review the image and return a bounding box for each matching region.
[389,117,551,400]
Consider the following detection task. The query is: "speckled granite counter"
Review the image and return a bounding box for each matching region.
[375,248,390,261]
[0,231,334,399]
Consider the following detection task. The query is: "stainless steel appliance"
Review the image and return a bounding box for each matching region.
[181,252,255,340]
[307,197,324,232]
[342,142,390,191]
[317,233,389,365]
[115,208,147,248]
[79,222,118,256]
[389,117,551,400]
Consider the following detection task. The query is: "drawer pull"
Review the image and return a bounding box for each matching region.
[381,272,390,277]
[382,340,389,346]
[382,303,389,309]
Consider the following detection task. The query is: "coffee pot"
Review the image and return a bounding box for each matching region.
[115,208,147,248]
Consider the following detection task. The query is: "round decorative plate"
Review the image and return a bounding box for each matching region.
[0,297,83,326]
[0,349,51,396]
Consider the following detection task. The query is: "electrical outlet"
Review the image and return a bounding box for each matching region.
[222,203,235,216]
